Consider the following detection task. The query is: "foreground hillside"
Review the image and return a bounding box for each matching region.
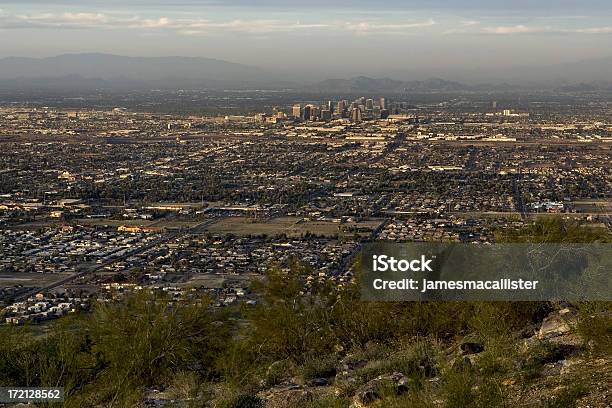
[0,219,610,408]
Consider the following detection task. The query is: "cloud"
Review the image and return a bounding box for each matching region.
[572,26,612,33]
[2,10,609,38]
[0,11,333,34]
[345,19,435,35]
[0,10,436,36]
[476,24,612,35]
[483,25,546,34]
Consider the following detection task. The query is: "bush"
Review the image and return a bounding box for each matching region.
[442,365,509,408]
[349,340,438,386]
[0,293,233,407]
[299,355,338,382]
[519,341,572,381]
[576,302,612,354]
[216,392,265,408]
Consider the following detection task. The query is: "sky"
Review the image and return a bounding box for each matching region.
[1,1,612,81]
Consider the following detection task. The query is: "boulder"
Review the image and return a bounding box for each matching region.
[260,381,334,408]
[307,377,329,387]
[460,341,485,355]
[538,308,577,340]
[260,383,313,408]
[336,357,368,385]
[351,372,410,408]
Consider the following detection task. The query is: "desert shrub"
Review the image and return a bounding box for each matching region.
[0,293,233,407]
[299,354,338,382]
[261,359,294,388]
[297,395,350,408]
[519,341,572,381]
[351,340,438,385]
[164,370,201,400]
[442,365,509,408]
[576,302,612,354]
[215,392,265,408]
[497,217,611,244]
[0,317,96,397]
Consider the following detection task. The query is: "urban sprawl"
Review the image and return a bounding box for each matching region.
[1,92,610,324]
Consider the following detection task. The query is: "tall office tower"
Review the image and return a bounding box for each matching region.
[365,99,374,110]
[492,101,497,111]
[292,104,302,118]
[380,109,389,119]
[327,100,334,114]
[310,105,320,120]
[337,100,346,116]
[303,105,311,121]
[351,107,362,122]
[321,109,332,121]
[379,97,387,110]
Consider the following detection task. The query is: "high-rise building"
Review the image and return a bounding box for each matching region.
[380,109,389,119]
[309,105,319,120]
[365,99,374,110]
[321,109,332,121]
[327,101,334,114]
[351,107,362,122]
[336,100,345,116]
[303,105,311,121]
[379,97,387,110]
[292,104,301,118]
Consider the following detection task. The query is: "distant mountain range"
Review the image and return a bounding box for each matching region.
[0,53,611,92]
[0,53,283,90]
[0,53,267,81]
[304,77,467,93]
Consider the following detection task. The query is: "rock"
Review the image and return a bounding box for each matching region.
[540,362,563,377]
[308,377,329,387]
[142,389,187,407]
[559,358,582,376]
[336,357,368,385]
[518,323,539,339]
[460,341,485,355]
[351,372,410,408]
[522,334,539,351]
[260,382,313,408]
[538,309,577,340]
[260,380,335,408]
[341,358,368,373]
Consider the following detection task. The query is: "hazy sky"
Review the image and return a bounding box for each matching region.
[1,1,612,80]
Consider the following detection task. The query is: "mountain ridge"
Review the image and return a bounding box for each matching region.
[1,53,611,92]
[0,53,268,82]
